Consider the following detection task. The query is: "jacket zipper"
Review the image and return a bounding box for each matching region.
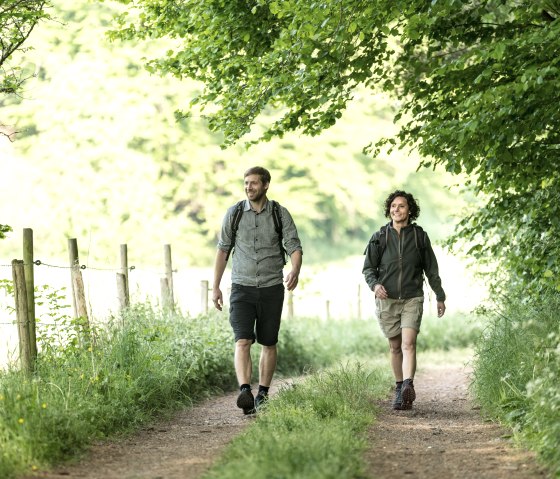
[397,228,404,299]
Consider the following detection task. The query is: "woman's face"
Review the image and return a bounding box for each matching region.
[390,196,410,225]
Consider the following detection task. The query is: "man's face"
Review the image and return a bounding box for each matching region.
[244,174,268,202]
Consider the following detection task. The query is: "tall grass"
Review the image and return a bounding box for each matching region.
[471,288,560,475]
[0,294,481,478]
[202,362,392,479]
[0,303,237,478]
[417,310,481,351]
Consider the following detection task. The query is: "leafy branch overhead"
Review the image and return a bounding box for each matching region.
[111,0,560,290]
[0,0,51,96]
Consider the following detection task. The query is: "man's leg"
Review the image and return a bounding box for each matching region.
[234,338,256,414]
[259,344,277,387]
[234,339,253,385]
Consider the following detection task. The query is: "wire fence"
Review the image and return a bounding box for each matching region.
[0,228,481,371]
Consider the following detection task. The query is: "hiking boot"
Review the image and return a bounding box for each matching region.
[401,379,416,410]
[255,393,269,411]
[392,384,403,410]
[236,388,255,415]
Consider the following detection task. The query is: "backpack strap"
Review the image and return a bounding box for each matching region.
[378,224,389,260]
[226,200,287,264]
[366,223,426,264]
[271,200,288,265]
[412,224,427,269]
[225,200,245,261]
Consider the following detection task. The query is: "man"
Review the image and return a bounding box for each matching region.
[363,190,446,410]
[213,166,303,415]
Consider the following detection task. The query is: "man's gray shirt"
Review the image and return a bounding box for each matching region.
[217,199,302,288]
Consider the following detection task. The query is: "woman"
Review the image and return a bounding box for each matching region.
[363,190,446,410]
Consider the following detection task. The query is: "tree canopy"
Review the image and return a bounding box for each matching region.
[1,0,50,139]
[110,0,560,290]
[1,0,462,267]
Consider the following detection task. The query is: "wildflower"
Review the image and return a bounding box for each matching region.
[18,418,24,424]
[0,394,4,401]
[42,403,47,409]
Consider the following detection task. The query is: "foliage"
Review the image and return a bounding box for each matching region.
[471,288,560,476]
[203,362,391,479]
[0,0,462,268]
[0,303,237,478]
[109,0,560,290]
[0,0,51,140]
[0,224,11,239]
[0,276,479,478]
[417,311,481,351]
[277,316,388,373]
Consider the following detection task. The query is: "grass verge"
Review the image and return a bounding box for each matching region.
[0,295,480,478]
[471,288,560,476]
[202,361,392,479]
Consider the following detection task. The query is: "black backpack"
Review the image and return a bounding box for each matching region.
[225,200,287,264]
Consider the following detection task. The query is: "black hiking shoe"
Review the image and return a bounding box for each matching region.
[401,379,416,410]
[255,393,269,412]
[236,388,255,415]
[392,384,403,410]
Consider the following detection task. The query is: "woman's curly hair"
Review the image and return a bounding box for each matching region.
[384,190,420,222]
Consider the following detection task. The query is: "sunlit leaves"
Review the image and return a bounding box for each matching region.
[107,0,560,288]
[0,0,51,95]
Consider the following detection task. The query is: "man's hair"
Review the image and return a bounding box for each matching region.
[384,190,421,222]
[244,166,271,185]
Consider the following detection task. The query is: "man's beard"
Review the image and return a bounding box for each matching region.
[247,190,265,202]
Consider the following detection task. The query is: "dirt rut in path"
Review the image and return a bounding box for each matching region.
[364,364,548,479]
[25,388,263,479]
[26,367,549,479]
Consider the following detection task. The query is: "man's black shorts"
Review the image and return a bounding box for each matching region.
[229,283,285,346]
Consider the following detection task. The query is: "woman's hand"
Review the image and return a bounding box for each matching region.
[374,284,388,299]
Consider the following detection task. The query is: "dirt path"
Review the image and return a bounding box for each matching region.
[26,367,548,479]
[365,364,548,479]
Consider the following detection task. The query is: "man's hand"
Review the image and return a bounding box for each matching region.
[212,287,224,311]
[284,270,299,291]
[437,301,446,318]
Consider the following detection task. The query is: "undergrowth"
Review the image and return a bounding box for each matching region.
[202,362,391,479]
[471,288,560,476]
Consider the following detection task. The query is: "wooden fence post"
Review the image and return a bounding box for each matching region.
[23,228,37,364]
[116,273,129,312]
[287,290,294,319]
[68,238,79,318]
[120,244,130,306]
[326,300,331,321]
[200,280,209,314]
[12,260,33,373]
[160,277,172,311]
[163,244,174,310]
[67,238,90,329]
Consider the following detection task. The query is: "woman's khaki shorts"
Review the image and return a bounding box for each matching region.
[375,297,424,338]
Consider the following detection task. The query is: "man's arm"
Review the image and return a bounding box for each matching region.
[284,249,302,291]
[212,249,228,310]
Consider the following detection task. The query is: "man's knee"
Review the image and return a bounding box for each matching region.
[236,339,253,350]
